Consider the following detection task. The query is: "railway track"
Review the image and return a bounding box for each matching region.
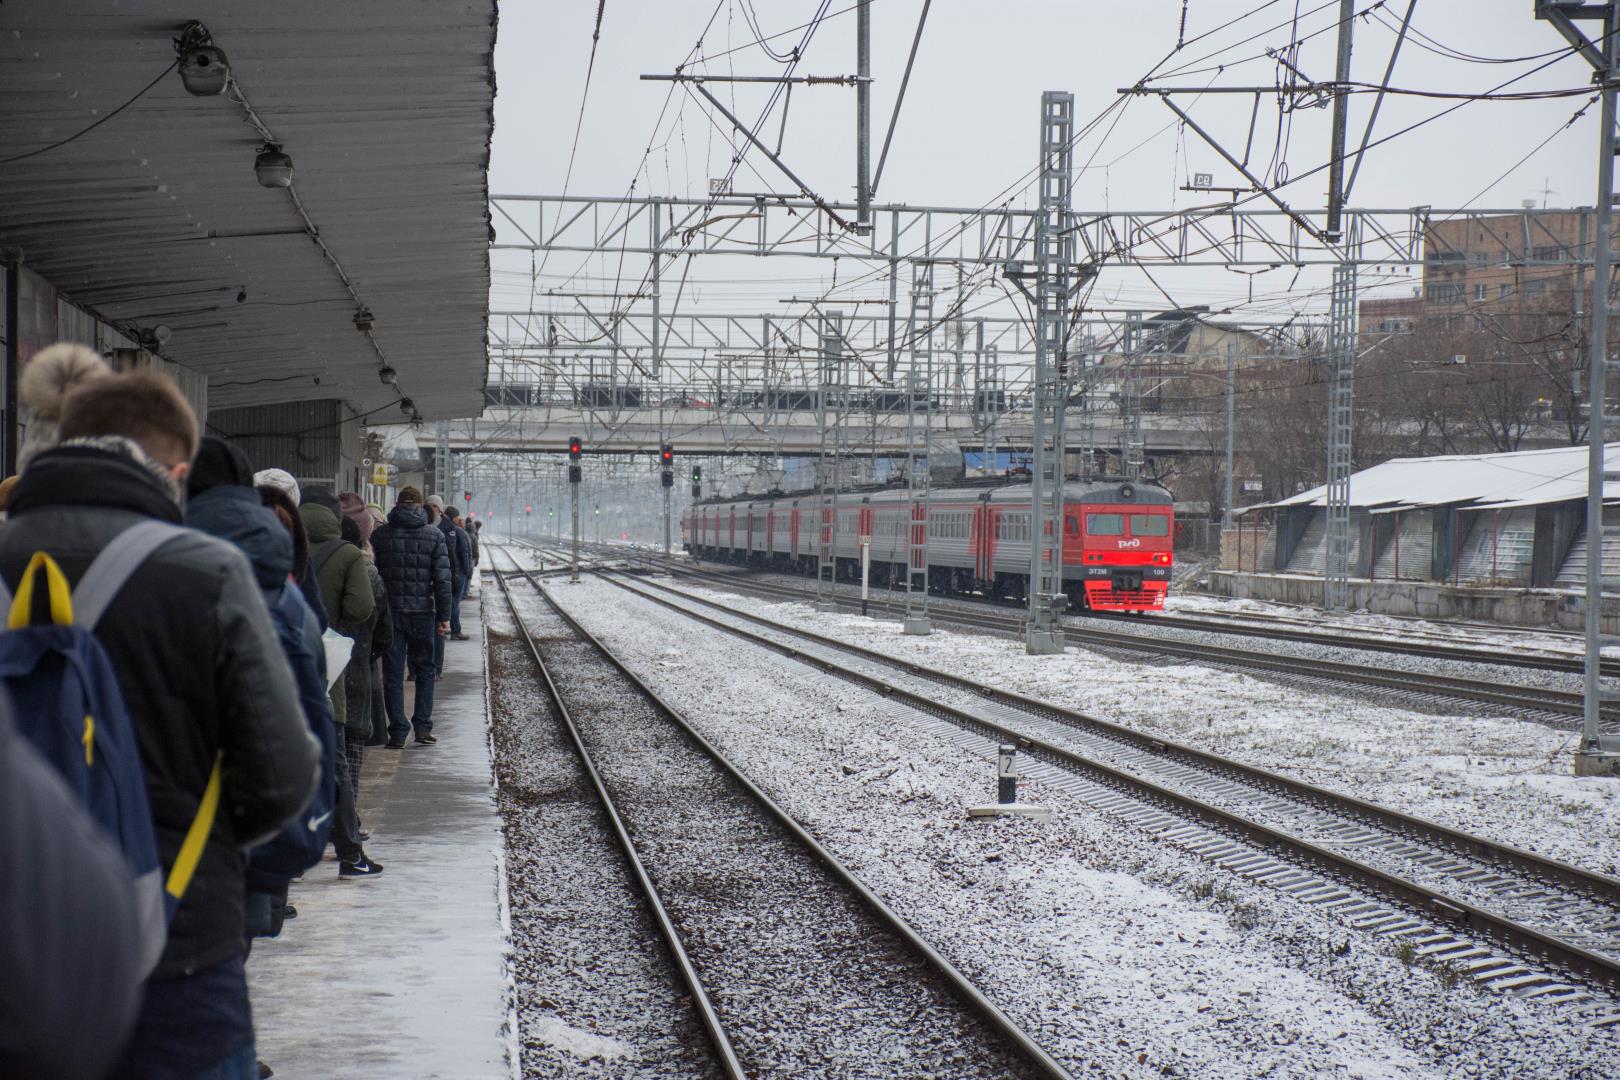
[1093,607,1612,678]
[615,554,1614,729]
[581,566,1620,1022]
[489,548,1072,1078]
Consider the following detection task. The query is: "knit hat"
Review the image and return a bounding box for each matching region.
[398,485,423,505]
[188,436,255,498]
[445,505,461,520]
[426,493,445,510]
[18,343,113,472]
[301,484,342,515]
[254,468,301,507]
[0,475,18,512]
[339,490,374,544]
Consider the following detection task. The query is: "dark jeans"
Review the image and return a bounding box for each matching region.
[385,610,438,739]
[331,734,363,863]
[113,956,254,1078]
[449,576,468,636]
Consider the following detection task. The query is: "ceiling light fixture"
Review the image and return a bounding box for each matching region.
[377,365,397,386]
[175,22,230,96]
[254,144,293,188]
[353,308,375,333]
[398,397,415,417]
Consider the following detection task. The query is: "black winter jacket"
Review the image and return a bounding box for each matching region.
[373,503,452,620]
[0,446,320,981]
[437,516,472,589]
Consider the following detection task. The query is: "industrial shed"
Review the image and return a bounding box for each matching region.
[1214,444,1620,627]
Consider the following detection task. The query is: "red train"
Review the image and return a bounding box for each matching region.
[681,478,1173,612]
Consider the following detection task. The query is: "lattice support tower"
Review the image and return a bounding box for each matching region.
[903,261,934,635]
[1119,312,1145,481]
[977,339,1000,478]
[434,421,451,500]
[1538,0,1620,776]
[1024,90,1074,655]
[1323,262,1357,612]
[815,310,846,609]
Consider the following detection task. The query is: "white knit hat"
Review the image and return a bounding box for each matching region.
[254,467,301,506]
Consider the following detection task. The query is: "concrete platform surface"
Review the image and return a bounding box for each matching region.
[247,590,512,1079]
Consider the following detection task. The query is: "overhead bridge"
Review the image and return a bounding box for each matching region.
[431,406,1216,458]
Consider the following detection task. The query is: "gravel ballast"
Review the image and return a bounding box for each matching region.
[487,596,718,1078]
[521,583,1045,1079]
[535,575,1620,1079]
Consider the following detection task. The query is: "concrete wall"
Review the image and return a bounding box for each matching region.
[210,398,364,493]
[1204,569,1620,634]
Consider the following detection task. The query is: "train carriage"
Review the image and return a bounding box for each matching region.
[686,476,1173,612]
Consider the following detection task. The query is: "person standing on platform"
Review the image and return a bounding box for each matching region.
[372,487,451,748]
[0,370,319,1080]
[444,505,473,642]
[337,507,391,817]
[299,494,380,877]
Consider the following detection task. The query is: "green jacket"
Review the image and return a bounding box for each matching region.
[300,504,374,729]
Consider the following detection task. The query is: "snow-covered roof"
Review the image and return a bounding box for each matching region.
[1246,443,1620,515]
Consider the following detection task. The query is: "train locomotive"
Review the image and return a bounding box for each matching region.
[681,477,1173,612]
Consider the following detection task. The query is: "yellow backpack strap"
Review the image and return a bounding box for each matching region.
[6,551,75,629]
[165,754,223,901]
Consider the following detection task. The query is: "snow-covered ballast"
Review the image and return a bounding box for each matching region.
[1230,443,1620,589]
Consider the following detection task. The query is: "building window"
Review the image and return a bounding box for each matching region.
[1533,244,1564,263]
[1473,284,1486,302]
[1499,283,1512,299]
[1425,283,1465,304]
[1523,280,1548,297]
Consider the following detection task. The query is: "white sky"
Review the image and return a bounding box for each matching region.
[488,1,1600,342]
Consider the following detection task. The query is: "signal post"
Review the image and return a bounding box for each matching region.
[568,435,583,582]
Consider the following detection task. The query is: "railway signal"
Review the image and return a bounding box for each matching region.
[691,463,702,500]
[659,443,674,557]
[567,435,582,582]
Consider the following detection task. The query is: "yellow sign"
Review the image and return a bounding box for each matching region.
[370,464,390,486]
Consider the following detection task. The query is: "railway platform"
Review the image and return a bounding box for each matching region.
[245,585,511,1080]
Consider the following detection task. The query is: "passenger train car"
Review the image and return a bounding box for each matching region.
[681,478,1173,612]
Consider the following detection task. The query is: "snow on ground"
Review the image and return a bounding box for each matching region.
[538,577,1620,1079]
[1169,588,1609,660]
[663,577,1620,880]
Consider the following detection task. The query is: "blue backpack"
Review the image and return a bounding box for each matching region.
[0,520,221,976]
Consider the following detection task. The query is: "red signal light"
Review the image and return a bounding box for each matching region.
[525,505,532,513]
[659,443,673,465]
[568,435,584,461]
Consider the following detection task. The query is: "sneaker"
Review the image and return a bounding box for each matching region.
[358,829,371,842]
[414,732,438,745]
[385,738,407,749]
[451,632,471,641]
[258,1061,274,1079]
[281,903,297,921]
[340,857,385,877]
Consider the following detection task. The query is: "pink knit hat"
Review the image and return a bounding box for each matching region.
[339,490,374,544]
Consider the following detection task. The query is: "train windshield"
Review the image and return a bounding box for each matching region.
[1086,513,1124,535]
[1130,513,1169,536]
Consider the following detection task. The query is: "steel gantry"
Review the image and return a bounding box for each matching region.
[816,310,847,610]
[1537,0,1620,778]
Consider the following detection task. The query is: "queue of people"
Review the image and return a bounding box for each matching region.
[0,343,464,1079]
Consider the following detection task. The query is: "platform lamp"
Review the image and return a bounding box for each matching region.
[254,144,294,188]
[175,22,230,96]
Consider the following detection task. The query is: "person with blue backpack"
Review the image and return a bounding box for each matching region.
[186,438,338,939]
[0,367,320,1080]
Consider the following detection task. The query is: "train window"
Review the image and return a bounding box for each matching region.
[1086,513,1124,535]
[1130,514,1169,536]
[1065,515,1079,534]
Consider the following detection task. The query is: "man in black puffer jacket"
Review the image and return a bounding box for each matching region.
[0,373,319,1079]
[371,486,452,747]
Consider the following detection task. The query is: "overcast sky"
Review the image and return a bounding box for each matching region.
[488,2,1599,347]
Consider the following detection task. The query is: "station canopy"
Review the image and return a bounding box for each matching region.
[0,1,496,418]
[1251,443,1620,515]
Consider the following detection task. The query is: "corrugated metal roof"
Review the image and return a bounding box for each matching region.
[1244,443,1620,514]
[0,1,495,419]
